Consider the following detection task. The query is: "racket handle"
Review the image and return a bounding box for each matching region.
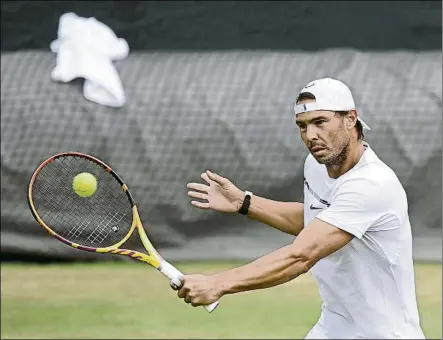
[159,260,220,313]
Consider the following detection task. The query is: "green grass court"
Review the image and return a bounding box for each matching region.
[1,261,441,339]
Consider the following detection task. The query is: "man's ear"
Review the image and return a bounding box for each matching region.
[345,110,358,129]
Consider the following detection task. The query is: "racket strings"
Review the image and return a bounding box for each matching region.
[85,210,128,244]
[34,157,130,246]
[31,155,133,248]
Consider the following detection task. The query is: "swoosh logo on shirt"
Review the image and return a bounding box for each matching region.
[309,204,323,210]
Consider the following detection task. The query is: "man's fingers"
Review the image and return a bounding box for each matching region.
[177,286,188,299]
[206,170,225,185]
[187,182,209,192]
[191,201,210,209]
[201,172,211,184]
[188,191,208,200]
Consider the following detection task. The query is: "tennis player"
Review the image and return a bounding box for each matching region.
[174,78,425,339]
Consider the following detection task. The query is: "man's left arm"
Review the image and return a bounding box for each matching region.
[215,218,353,295]
[175,219,354,306]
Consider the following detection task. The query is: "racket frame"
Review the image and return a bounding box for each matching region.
[27,152,219,313]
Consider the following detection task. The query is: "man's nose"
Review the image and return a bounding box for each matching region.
[306,125,318,142]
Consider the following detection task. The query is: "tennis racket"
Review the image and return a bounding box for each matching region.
[27,152,219,313]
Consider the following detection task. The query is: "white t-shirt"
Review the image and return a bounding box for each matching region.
[303,142,425,339]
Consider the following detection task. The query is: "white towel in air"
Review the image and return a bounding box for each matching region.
[50,12,129,107]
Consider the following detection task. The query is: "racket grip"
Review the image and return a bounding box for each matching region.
[159,260,220,313]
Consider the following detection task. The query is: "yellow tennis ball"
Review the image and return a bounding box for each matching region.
[72,172,97,197]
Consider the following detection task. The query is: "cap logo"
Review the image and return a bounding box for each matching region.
[305,82,315,89]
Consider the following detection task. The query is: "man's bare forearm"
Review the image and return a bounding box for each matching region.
[246,195,304,236]
[214,244,310,295]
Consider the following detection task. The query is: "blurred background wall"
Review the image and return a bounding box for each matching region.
[1,1,441,262]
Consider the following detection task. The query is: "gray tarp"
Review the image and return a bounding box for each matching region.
[1,50,441,262]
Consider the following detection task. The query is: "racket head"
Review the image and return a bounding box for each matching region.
[28,153,219,312]
[27,152,155,261]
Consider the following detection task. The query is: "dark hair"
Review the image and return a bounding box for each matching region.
[296,92,364,140]
[335,111,364,140]
[296,92,316,103]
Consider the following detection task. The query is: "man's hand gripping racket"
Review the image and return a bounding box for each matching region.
[27,152,219,313]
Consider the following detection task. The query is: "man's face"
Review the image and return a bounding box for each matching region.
[295,99,351,165]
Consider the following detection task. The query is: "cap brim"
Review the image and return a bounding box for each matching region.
[294,103,371,131]
[358,118,371,131]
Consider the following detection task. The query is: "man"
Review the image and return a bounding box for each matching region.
[173,78,425,339]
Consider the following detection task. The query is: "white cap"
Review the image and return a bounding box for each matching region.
[294,77,371,130]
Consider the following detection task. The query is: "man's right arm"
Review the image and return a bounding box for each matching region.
[245,195,304,236]
[188,170,305,236]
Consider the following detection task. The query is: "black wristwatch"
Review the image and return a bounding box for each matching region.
[238,191,253,215]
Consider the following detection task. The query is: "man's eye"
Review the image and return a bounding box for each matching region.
[315,120,326,125]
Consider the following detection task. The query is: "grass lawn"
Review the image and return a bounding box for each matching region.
[1,261,441,339]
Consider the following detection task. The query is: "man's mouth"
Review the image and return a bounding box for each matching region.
[310,146,326,153]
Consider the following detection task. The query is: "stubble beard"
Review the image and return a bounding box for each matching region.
[315,136,351,166]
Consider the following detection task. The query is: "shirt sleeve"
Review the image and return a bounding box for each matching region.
[316,177,387,239]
